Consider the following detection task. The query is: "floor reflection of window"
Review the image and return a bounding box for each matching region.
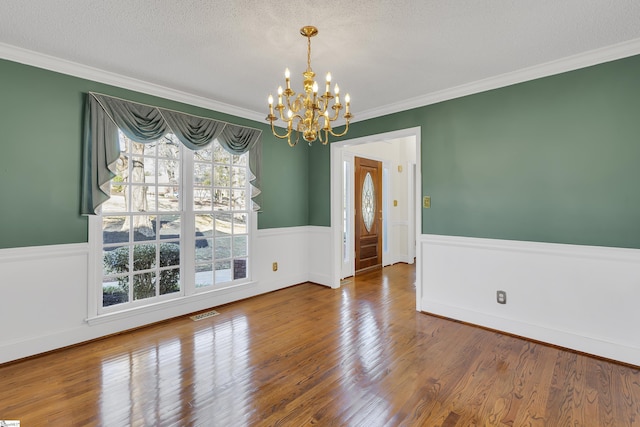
[339,287,390,420]
[100,338,182,425]
[191,316,251,425]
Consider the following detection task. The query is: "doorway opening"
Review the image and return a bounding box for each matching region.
[330,127,422,310]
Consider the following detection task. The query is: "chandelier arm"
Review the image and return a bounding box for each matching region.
[328,119,350,138]
[317,99,329,115]
[270,120,293,140]
[329,105,342,121]
[283,95,293,113]
[319,128,331,145]
[287,133,296,147]
[276,105,288,121]
[287,94,305,115]
[294,127,301,146]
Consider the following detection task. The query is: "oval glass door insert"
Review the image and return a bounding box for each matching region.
[362,172,375,232]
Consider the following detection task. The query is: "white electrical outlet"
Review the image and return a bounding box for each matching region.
[497,290,507,304]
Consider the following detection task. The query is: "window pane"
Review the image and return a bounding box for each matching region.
[158,195,179,212]
[159,184,179,199]
[195,264,213,288]
[194,147,212,162]
[133,215,156,241]
[215,237,231,259]
[159,243,180,267]
[159,268,180,295]
[362,172,375,233]
[195,214,213,237]
[132,272,156,300]
[233,235,247,257]
[194,163,212,186]
[213,143,230,164]
[232,154,246,166]
[233,259,247,280]
[194,188,212,210]
[103,183,127,213]
[158,137,180,159]
[215,212,232,236]
[232,167,247,188]
[103,276,128,307]
[214,189,230,210]
[232,190,246,210]
[135,140,156,156]
[118,132,130,152]
[195,238,213,264]
[215,260,231,283]
[158,159,179,185]
[159,215,180,240]
[103,216,129,244]
[103,246,129,277]
[145,192,157,212]
[133,243,157,270]
[130,157,156,185]
[214,165,229,187]
[131,185,151,213]
[233,213,247,234]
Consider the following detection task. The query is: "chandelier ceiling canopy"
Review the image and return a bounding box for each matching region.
[267,26,352,146]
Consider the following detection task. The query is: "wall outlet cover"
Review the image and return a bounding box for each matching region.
[497,290,507,304]
[423,196,431,208]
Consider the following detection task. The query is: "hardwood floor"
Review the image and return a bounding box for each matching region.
[1,263,640,426]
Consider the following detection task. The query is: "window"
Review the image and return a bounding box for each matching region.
[193,142,249,287]
[96,132,251,314]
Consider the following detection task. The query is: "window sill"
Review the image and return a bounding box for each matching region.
[86,280,257,326]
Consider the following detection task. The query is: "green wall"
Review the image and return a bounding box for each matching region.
[0,59,308,249]
[317,55,640,249]
[307,142,331,226]
[3,53,640,250]
[420,57,640,248]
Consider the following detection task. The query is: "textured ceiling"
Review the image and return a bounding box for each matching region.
[1,1,640,122]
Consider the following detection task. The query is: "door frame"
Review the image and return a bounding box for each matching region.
[340,151,390,279]
[329,126,422,311]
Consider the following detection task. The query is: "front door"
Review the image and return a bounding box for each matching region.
[355,156,382,274]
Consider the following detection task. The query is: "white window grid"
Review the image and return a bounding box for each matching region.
[96,133,251,315]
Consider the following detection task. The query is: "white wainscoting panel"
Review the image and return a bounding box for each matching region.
[307,226,333,287]
[0,226,317,364]
[255,226,311,290]
[419,234,640,366]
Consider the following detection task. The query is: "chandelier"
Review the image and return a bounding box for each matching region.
[267,26,352,146]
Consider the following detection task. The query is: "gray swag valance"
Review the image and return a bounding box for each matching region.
[81,92,262,215]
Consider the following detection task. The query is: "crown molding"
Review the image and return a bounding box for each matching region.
[0,42,266,124]
[354,37,640,123]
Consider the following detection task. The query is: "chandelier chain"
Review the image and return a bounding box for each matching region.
[307,35,312,72]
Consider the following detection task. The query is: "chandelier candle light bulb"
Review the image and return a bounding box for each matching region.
[266,25,352,146]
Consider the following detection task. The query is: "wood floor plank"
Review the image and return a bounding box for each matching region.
[1,263,640,426]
